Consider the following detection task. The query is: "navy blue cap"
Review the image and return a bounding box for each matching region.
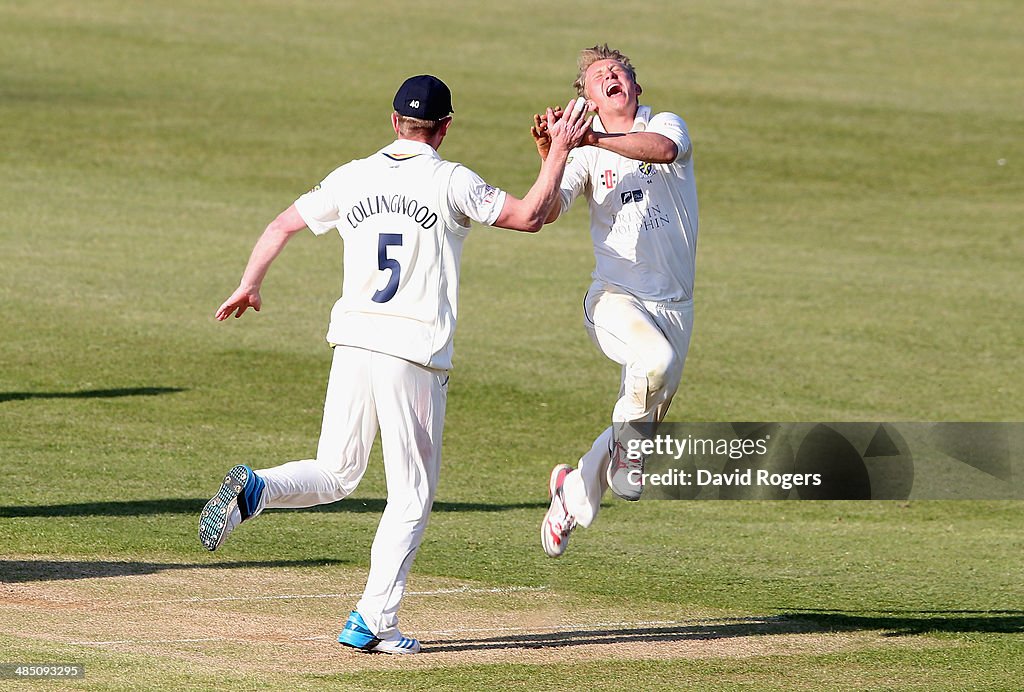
[393,75,454,121]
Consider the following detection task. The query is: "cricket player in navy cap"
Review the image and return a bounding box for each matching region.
[200,75,592,653]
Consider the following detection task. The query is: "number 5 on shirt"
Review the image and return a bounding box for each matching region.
[373,233,403,303]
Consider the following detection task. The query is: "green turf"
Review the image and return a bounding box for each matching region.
[2,0,1022,688]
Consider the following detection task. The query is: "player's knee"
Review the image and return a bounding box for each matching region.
[394,495,434,525]
[645,345,679,394]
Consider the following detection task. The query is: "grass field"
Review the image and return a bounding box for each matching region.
[2,0,1022,689]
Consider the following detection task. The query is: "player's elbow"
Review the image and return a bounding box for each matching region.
[510,208,546,232]
[522,215,545,233]
[526,201,562,231]
[640,134,679,164]
[493,199,546,233]
[651,142,678,164]
[544,200,562,225]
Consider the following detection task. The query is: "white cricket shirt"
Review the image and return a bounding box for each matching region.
[294,140,507,370]
[558,106,698,302]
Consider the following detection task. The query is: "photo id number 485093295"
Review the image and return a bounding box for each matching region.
[0,663,85,678]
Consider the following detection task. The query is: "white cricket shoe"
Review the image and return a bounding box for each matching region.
[606,440,644,501]
[541,464,576,558]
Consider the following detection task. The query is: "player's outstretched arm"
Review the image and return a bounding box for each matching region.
[583,130,678,163]
[494,98,591,233]
[215,204,308,320]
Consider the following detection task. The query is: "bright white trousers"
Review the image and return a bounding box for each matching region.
[563,282,694,527]
[257,345,448,638]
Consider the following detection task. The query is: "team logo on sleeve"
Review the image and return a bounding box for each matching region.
[307,183,321,194]
[482,185,498,204]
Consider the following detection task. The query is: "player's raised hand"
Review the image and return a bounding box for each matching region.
[530,112,551,161]
[530,106,565,161]
[216,285,262,320]
[545,97,592,155]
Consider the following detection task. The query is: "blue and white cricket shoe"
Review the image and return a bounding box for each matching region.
[198,464,266,551]
[338,611,421,654]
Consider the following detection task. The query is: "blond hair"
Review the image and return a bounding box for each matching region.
[395,114,449,139]
[573,44,638,97]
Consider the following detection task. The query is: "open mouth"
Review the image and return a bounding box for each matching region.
[605,83,623,98]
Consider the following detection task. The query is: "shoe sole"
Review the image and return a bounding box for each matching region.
[607,478,642,501]
[541,464,573,558]
[339,636,422,654]
[338,633,381,651]
[198,465,249,551]
[339,639,421,655]
[371,636,421,654]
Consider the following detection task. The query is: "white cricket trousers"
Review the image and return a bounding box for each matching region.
[256,345,448,639]
[563,281,694,527]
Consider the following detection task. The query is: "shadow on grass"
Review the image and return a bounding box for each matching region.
[424,618,794,652]
[425,610,1024,652]
[0,387,187,403]
[0,498,546,518]
[0,558,348,583]
[781,609,1024,636]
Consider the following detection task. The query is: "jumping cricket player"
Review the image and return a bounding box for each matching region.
[532,45,699,557]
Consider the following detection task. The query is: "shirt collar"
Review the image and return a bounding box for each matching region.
[592,105,652,134]
[382,139,441,159]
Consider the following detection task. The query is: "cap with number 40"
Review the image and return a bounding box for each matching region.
[393,75,454,121]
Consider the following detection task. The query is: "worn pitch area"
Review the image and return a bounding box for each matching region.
[1,558,931,673]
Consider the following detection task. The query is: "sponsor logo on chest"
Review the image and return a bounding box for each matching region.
[621,189,644,205]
